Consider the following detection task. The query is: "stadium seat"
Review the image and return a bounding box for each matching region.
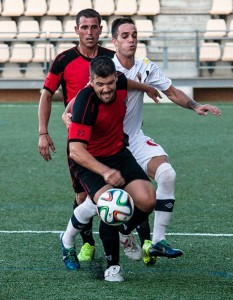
[17,19,40,39]
[100,20,108,38]
[114,0,137,15]
[227,19,233,37]
[32,42,55,63]
[102,42,115,52]
[24,0,47,17]
[40,18,63,38]
[32,42,55,73]
[135,42,147,58]
[1,0,24,16]
[221,42,233,61]
[56,42,77,55]
[1,62,24,77]
[135,18,154,38]
[103,42,147,59]
[62,18,77,38]
[69,0,93,16]
[47,0,70,16]
[199,42,221,62]
[210,0,233,15]
[10,43,33,63]
[137,0,160,16]
[199,42,221,75]
[93,0,115,16]
[0,43,9,76]
[203,19,227,38]
[107,15,123,32]
[24,62,45,78]
[0,19,17,39]
[0,43,10,63]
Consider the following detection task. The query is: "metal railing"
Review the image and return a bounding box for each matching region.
[0,29,232,77]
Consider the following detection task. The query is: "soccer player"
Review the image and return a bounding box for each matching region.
[60,56,156,282]
[62,17,221,265]
[38,9,114,261]
[38,9,159,262]
[111,17,221,260]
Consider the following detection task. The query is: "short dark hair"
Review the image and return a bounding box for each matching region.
[111,17,136,38]
[76,9,101,26]
[90,56,116,79]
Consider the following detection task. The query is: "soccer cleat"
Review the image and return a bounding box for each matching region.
[77,243,95,261]
[119,233,142,260]
[60,233,80,270]
[142,240,157,266]
[149,240,183,258]
[104,265,124,282]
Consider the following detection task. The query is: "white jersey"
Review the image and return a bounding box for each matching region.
[112,55,171,173]
[113,55,172,145]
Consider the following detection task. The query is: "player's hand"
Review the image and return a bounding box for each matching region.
[38,134,56,161]
[103,169,125,187]
[194,104,222,116]
[62,112,72,129]
[146,86,162,104]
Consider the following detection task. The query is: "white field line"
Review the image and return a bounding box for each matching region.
[0,104,231,108]
[0,104,61,108]
[0,231,232,237]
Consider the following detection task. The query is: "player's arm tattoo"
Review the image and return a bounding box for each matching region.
[186,99,200,110]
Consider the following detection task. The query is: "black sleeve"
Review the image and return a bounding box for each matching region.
[72,87,98,126]
[116,71,128,90]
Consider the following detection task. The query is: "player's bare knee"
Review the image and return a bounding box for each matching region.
[136,189,156,213]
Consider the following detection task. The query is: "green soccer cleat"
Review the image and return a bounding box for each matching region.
[142,240,157,266]
[77,243,95,261]
[149,240,183,258]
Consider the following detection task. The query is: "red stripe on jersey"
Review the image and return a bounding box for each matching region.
[146,140,158,146]
[69,122,92,142]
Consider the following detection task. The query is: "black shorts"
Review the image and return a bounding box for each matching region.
[69,147,150,198]
[67,143,85,194]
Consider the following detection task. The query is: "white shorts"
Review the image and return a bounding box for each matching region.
[127,130,168,174]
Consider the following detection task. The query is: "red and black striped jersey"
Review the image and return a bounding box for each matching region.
[43,46,115,107]
[68,72,128,157]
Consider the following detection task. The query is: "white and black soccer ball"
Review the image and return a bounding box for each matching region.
[97,189,134,226]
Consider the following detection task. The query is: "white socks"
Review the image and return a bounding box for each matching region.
[62,197,97,248]
[152,163,176,244]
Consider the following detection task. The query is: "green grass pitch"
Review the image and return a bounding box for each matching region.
[0,102,232,300]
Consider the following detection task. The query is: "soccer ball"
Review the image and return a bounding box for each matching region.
[97,189,134,226]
